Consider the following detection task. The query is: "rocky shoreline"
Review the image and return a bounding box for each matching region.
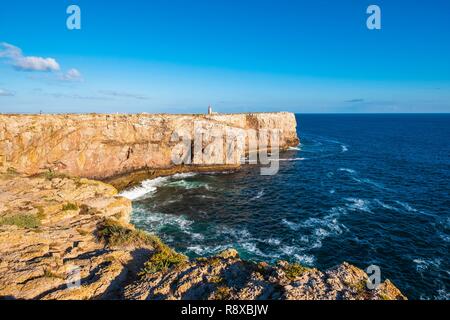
[0,113,406,300]
[0,172,406,300]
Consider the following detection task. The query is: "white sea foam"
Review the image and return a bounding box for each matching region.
[187,244,232,255]
[288,146,302,151]
[341,145,349,152]
[171,172,198,179]
[134,208,203,244]
[132,207,194,232]
[119,176,170,200]
[186,245,207,255]
[263,238,281,246]
[195,194,216,199]
[241,242,272,258]
[314,228,330,238]
[435,289,450,300]
[167,179,210,190]
[119,172,203,200]
[251,190,265,200]
[352,177,386,190]
[293,254,315,265]
[439,233,450,243]
[189,232,205,241]
[338,168,356,174]
[395,201,418,212]
[345,198,372,213]
[217,226,252,239]
[374,199,399,212]
[282,211,347,252]
[280,245,296,255]
[413,258,442,273]
[282,219,302,231]
[279,246,315,265]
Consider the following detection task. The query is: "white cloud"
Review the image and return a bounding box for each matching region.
[0,42,60,72]
[0,43,21,59]
[14,56,60,72]
[0,89,14,97]
[61,68,83,81]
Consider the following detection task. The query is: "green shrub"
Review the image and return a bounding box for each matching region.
[0,214,41,229]
[140,247,187,274]
[97,219,187,275]
[62,203,79,211]
[97,218,163,248]
[284,263,310,280]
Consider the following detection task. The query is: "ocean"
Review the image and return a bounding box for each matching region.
[122,114,450,300]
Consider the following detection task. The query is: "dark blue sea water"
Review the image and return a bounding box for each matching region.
[123,114,450,300]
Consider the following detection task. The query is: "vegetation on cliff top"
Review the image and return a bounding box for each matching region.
[284,262,311,280]
[62,202,79,211]
[97,218,162,247]
[97,218,187,274]
[140,247,187,275]
[0,213,41,229]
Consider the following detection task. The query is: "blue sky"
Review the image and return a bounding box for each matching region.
[0,0,449,113]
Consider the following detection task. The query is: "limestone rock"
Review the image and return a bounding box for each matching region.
[0,113,300,184]
[0,173,153,300]
[0,173,406,300]
[124,256,407,300]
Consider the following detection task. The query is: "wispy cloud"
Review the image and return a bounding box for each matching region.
[0,89,14,97]
[0,42,60,72]
[60,68,83,82]
[99,90,150,100]
[50,93,111,100]
[345,98,365,103]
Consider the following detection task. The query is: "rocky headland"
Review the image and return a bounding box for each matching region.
[0,113,406,300]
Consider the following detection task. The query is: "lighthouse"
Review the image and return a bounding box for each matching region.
[208,105,213,115]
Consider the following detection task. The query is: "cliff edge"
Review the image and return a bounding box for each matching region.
[0,113,299,189]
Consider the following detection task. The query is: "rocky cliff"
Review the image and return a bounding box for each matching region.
[0,173,406,300]
[0,113,407,300]
[0,113,299,189]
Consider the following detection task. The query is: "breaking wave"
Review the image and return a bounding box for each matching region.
[119,176,170,200]
[119,173,201,200]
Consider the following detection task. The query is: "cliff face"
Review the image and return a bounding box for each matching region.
[0,113,299,182]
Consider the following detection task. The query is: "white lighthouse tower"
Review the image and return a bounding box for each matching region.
[208,105,213,115]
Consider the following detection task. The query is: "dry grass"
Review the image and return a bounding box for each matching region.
[0,213,41,229]
[62,203,79,211]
